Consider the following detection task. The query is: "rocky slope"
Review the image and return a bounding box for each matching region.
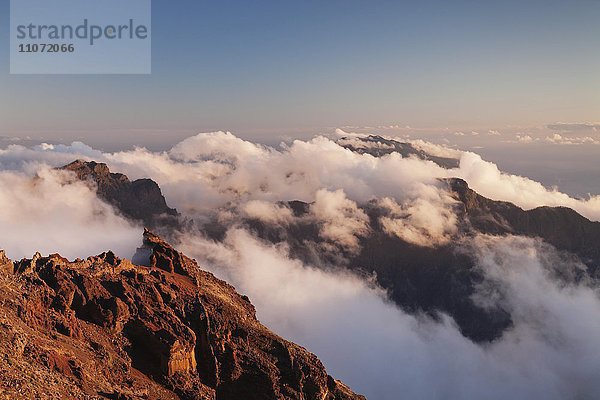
[0,231,363,400]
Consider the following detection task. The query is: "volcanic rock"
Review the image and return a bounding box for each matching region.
[60,160,178,227]
[0,231,364,400]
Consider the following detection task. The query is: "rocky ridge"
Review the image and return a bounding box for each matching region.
[0,231,363,400]
[448,178,600,273]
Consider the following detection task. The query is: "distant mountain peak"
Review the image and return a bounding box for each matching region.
[60,160,178,227]
[337,135,460,168]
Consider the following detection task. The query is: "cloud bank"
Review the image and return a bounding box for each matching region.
[178,230,600,400]
[2,131,599,222]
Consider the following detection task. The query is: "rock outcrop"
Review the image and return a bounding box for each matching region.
[0,250,11,272]
[60,160,178,227]
[0,231,364,400]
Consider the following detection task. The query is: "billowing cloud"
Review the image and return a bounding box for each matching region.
[178,229,600,400]
[515,134,536,143]
[106,134,600,224]
[337,136,395,151]
[2,130,600,223]
[310,189,370,253]
[242,200,294,225]
[378,186,458,247]
[455,151,600,220]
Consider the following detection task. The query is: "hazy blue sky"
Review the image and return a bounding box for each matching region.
[0,0,599,146]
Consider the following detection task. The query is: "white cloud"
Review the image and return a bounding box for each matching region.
[408,139,462,159]
[242,200,294,225]
[3,131,600,223]
[454,152,600,220]
[515,134,535,143]
[378,187,458,247]
[310,189,370,253]
[178,230,600,400]
[545,134,599,145]
[0,166,141,260]
[337,136,395,150]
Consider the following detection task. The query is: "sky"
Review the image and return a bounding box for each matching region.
[0,0,599,194]
[0,1,599,139]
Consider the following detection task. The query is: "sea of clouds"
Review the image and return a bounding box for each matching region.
[1,131,600,399]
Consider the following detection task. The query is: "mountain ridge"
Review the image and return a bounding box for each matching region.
[0,229,364,400]
[55,158,600,344]
[337,135,460,168]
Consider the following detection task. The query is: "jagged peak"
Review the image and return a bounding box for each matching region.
[61,159,116,177]
[58,160,179,226]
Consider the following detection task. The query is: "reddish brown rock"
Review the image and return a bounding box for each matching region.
[0,231,365,400]
[0,250,12,277]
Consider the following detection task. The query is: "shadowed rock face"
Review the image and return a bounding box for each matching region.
[447,178,600,273]
[60,160,178,227]
[0,231,364,400]
[235,181,600,343]
[238,201,512,343]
